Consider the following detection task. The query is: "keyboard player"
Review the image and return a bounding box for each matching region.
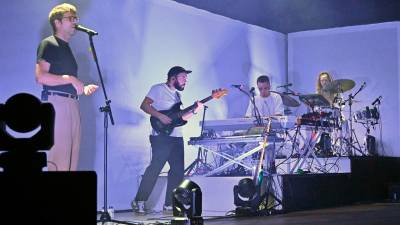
[245,75,284,118]
[244,75,285,174]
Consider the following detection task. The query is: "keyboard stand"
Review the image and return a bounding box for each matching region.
[202,142,268,177]
[289,128,326,174]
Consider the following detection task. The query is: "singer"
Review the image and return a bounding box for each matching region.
[35,3,98,171]
[245,75,284,117]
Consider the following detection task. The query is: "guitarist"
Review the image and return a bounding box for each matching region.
[131,66,203,213]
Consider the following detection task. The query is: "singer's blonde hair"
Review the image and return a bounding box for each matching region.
[48,3,77,33]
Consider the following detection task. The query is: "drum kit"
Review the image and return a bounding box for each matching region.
[276,78,380,157]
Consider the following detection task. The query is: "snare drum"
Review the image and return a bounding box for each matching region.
[354,106,379,121]
[317,106,341,127]
[298,111,336,128]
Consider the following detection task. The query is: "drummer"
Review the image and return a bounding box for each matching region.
[245,75,284,117]
[315,71,345,119]
[316,71,351,155]
[316,71,339,106]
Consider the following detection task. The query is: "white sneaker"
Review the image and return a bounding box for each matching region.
[131,200,145,213]
[163,205,173,212]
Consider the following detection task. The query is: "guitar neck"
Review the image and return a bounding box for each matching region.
[252,119,273,184]
[181,95,213,115]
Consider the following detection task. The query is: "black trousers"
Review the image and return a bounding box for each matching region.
[135,135,184,206]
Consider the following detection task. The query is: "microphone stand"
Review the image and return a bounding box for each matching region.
[200,105,208,136]
[249,89,263,126]
[234,86,262,126]
[86,34,137,225]
[344,84,365,157]
[184,106,212,176]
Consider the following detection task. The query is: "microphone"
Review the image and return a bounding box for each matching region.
[231,84,244,89]
[249,87,255,93]
[360,82,367,90]
[371,96,382,105]
[277,83,292,88]
[75,24,98,35]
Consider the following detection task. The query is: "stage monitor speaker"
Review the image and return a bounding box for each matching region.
[0,171,97,225]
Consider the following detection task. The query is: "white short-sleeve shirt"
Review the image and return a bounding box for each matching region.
[245,92,284,117]
[146,83,183,137]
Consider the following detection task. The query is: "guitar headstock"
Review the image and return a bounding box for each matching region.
[211,88,228,99]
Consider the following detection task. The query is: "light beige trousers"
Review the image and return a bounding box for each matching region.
[46,95,81,171]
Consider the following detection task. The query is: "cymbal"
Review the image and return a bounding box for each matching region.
[299,94,330,108]
[282,94,300,107]
[323,79,355,93]
[271,91,300,107]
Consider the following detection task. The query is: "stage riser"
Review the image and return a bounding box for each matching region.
[145,157,400,213]
[282,156,400,212]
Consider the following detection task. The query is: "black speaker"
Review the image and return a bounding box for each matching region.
[350,156,400,202]
[282,173,353,212]
[0,172,97,225]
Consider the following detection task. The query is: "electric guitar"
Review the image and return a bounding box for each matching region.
[252,118,272,186]
[150,88,228,136]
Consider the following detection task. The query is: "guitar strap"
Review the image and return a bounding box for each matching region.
[176,92,183,108]
[176,91,181,101]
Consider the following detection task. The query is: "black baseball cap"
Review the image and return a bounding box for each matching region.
[167,66,192,78]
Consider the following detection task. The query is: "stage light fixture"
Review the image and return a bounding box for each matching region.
[233,178,262,216]
[0,93,54,172]
[171,179,203,225]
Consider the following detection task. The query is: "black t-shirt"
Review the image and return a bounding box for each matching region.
[36,35,78,95]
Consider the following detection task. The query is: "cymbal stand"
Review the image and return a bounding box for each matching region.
[331,97,349,156]
[343,85,365,156]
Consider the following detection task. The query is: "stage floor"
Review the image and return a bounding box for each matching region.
[100,202,400,225]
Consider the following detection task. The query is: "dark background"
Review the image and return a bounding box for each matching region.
[174,0,400,33]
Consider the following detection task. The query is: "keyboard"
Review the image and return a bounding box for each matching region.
[200,116,297,132]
